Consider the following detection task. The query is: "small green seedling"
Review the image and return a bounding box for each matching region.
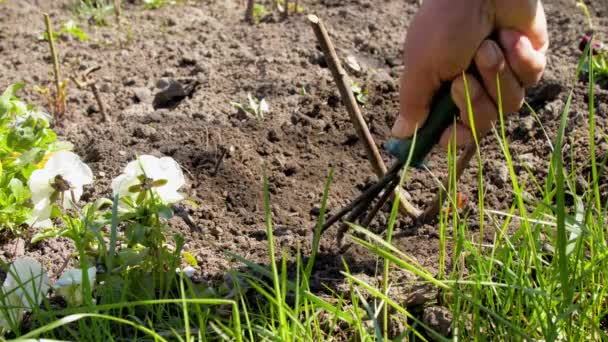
[39,20,89,42]
[351,81,368,105]
[143,0,174,9]
[278,0,304,14]
[252,4,270,23]
[77,0,115,26]
[231,93,269,120]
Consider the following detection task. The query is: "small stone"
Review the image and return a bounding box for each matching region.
[405,284,438,308]
[13,238,26,258]
[133,125,159,141]
[132,87,153,104]
[118,150,126,156]
[309,52,327,68]
[518,153,539,169]
[209,225,222,237]
[267,129,281,143]
[490,162,510,187]
[344,55,361,73]
[575,174,589,194]
[519,115,536,136]
[423,306,453,337]
[153,77,198,109]
[372,70,396,93]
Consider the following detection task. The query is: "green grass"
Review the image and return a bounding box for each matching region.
[2,25,608,342]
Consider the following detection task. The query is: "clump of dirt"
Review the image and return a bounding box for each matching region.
[0,0,606,320]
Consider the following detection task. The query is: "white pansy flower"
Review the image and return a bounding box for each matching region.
[27,151,94,228]
[176,266,195,278]
[1,259,50,334]
[112,155,185,205]
[54,267,96,307]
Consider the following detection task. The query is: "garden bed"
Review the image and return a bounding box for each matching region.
[1,0,607,339]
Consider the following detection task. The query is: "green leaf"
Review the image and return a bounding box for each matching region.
[152,179,168,187]
[8,178,29,202]
[0,82,25,115]
[61,20,89,41]
[182,251,198,267]
[128,184,142,193]
[32,228,60,244]
[157,205,173,219]
[127,224,147,245]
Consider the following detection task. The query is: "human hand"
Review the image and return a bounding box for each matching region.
[392,0,549,147]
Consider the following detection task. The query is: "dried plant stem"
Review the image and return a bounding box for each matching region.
[71,66,108,122]
[308,14,422,219]
[90,83,107,122]
[282,0,290,19]
[419,142,476,223]
[245,0,255,23]
[43,13,62,114]
[114,0,122,18]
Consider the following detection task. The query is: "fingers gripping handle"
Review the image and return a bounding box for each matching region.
[384,84,458,167]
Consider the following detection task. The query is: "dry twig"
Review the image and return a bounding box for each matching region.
[245,0,255,23]
[70,66,108,122]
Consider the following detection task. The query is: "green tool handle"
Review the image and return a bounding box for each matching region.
[384,84,458,167]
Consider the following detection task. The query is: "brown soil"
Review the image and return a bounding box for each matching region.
[1,0,607,303]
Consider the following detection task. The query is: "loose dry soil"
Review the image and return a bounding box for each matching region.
[1,0,607,314]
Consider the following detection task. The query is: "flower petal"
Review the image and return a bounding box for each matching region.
[45,151,93,188]
[54,267,96,307]
[111,174,139,199]
[61,186,84,210]
[55,267,96,288]
[138,155,165,181]
[27,197,53,228]
[2,258,49,310]
[27,169,55,204]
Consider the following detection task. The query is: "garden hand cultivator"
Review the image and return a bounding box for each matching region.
[320,86,459,234]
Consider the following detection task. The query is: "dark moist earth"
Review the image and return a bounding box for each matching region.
[1,0,607,309]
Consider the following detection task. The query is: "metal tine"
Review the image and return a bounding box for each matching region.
[359,175,402,228]
[335,171,402,243]
[321,162,403,233]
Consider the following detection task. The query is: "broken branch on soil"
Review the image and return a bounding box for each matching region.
[70,66,108,122]
[245,0,255,23]
[308,14,422,221]
[419,142,476,223]
[114,0,122,18]
[282,0,290,19]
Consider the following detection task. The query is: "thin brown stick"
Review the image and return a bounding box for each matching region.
[282,0,290,19]
[70,67,108,122]
[89,83,108,122]
[245,0,255,23]
[418,142,476,223]
[114,0,121,17]
[44,13,62,115]
[308,14,421,218]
